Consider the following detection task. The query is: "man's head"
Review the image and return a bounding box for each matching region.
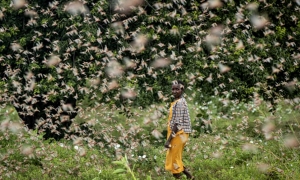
[172,80,184,99]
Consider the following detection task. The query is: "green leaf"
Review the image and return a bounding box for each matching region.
[112,161,124,165]
[113,168,127,174]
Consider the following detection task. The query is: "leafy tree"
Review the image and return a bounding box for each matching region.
[0,0,299,139]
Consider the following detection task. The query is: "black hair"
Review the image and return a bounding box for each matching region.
[172,80,185,90]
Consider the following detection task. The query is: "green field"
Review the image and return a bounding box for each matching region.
[1,97,300,180]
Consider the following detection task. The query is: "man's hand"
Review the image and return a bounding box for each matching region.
[164,141,171,148]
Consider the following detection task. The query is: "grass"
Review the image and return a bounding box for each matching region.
[0,97,300,180]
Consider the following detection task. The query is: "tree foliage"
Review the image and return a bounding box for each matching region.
[0,0,300,138]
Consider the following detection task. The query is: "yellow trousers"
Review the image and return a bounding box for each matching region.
[165,131,189,174]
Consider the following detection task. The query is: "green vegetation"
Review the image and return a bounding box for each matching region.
[1,0,300,139]
[1,97,300,179]
[0,0,300,179]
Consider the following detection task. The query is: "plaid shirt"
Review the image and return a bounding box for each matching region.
[169,97,192,133]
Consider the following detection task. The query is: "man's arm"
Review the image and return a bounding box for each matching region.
[164,123,179,148]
